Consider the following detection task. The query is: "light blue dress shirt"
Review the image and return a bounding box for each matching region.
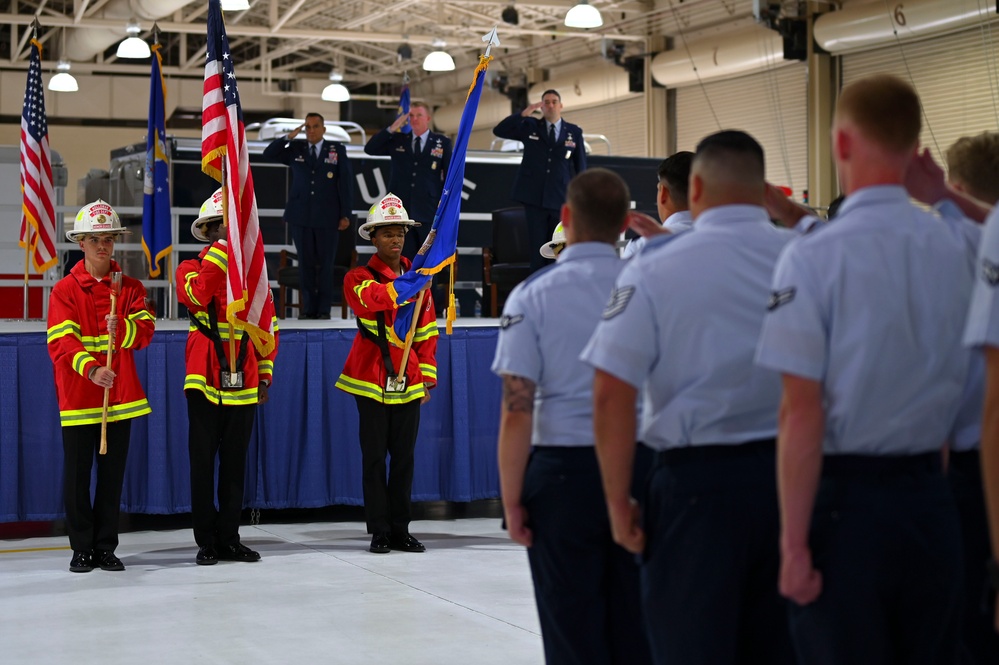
[491,242,625,446]
[581,205,796,450]
[757,185,979,455]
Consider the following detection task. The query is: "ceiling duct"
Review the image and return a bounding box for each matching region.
[649,25,786,88]
[64,0,192,62]
[813,0,999,54]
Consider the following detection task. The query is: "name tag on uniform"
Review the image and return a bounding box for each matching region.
[294,156,305,162]
[395,146,406,152]
[527,134,540,140]
[385,376,407,393]
[565,150,572,160]
[220,370,245,390]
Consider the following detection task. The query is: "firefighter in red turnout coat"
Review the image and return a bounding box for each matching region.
[336,194,438,554]
[176,188,278,565]
[48,200,154,573]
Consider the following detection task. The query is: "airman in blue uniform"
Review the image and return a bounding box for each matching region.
[493,89,586,272]
[263,112,353,319]
[756,75,979,665]
[364,102,452,259]
[582,131,796,664]
[492,168,651,665]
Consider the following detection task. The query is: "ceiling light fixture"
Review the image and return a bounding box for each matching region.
[48,58,78,92]
[220,0,251,10]
[321,70,350,102]
[422,39,455,72]
[116,19,150,59]
[564,0,603,29]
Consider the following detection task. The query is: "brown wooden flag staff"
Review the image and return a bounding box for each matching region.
[99,271,122,455]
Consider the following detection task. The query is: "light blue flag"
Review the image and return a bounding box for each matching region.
[142,43,172,277]
[387,54,493,342]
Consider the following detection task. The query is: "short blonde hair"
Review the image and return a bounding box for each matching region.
[836,74,921,153]
[945,132,999,204]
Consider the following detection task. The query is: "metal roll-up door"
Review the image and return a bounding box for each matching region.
[841,26,999,162]
[563,96,648,157]
[676,63,808,197]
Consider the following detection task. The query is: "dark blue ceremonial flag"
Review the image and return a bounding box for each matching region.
[387,55,492,341]
[142,43,172,277]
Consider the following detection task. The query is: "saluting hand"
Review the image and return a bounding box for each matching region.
[627,211,670,239]
[904,148,948,206]
[521,101,544,117]
[288,124,304,140]
[390,112,410,133]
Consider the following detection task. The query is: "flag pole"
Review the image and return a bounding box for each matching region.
[21,17,41,321]
[396,287,428,384]
[220,159,237,375]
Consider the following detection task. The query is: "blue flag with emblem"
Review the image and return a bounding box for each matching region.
[387,50,493,341]
[396,78,411,135]
[142,43,172,278]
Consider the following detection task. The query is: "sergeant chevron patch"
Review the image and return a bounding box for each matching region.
[603,286,635,320]
[767,288,796,311]
[983,259,999,287]
[500,314,524,329]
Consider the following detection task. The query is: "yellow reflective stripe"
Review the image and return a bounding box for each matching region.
[357,317,380,336]
[184,271,202,306]
[184,375,259,405]
[60,399,151,426]
[419,363,437,381]
[120,318,136,349]
[414,321,439,342]
[47,320,80,343]
[257,359,274,374]
[271,315,280,333]
[72,351,97,377]
[204,246,227,271]
[335,375,425,404]
[353,280,377,309]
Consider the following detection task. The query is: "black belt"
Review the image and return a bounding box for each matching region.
[654,438,775,466]
[822,451,942,477]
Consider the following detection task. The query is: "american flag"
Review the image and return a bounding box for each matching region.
[202,0,275,356]
[19,38,57,273]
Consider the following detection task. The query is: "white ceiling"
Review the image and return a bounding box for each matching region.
[0,0,772,98]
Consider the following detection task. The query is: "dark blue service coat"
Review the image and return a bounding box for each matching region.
[363,129,452,225]
[493,114,586,211]
[262,138,354,228]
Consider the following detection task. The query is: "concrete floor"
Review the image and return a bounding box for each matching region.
[0,515,543,665]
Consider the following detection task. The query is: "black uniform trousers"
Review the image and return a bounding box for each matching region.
[522,445,653,665]
[525,204,561,273]
[947,450,999,665]
[186,390,256,549]
[642,439,793,665]
[62,420,131,553]
[789,453,963,665]
[354,396,421,536]
[290,223,339,318]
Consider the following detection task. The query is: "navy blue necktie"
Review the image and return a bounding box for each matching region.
[548,124,555,143]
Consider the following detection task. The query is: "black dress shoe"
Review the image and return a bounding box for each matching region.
[317,313,331,320]
[69,550,94,573]
[95,549,125,571]
[369,533,391,554]
[216,543,261,562]
[390,534,426,553]
[196,546,218,566]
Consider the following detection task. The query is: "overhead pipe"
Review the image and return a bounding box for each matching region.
[813,0,999,54]
[649,24,786,88]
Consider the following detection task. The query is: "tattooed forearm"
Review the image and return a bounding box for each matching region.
[503,375,536,414]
